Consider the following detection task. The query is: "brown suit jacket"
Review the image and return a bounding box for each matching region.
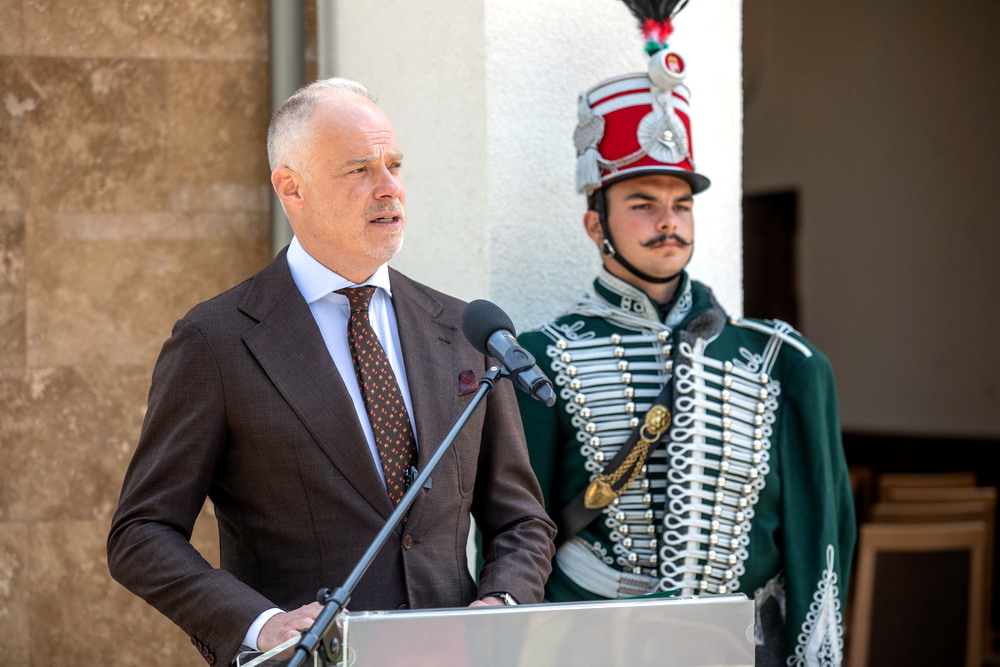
[107,250,555,665]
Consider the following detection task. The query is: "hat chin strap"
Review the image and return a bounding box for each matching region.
[596,188,683,286]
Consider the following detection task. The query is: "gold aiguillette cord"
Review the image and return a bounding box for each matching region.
[582,404,672,509]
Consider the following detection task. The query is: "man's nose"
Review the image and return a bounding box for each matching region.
[374,166,404,200]
[655,209,678,232]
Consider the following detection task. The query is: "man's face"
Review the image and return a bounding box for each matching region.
[585,174,695,284]
[282,95,406,281]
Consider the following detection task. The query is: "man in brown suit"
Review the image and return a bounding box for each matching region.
[107,78,556,666]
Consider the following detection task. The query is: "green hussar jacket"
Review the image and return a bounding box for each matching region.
[517,269,856,667]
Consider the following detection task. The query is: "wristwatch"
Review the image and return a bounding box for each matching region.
[483,592,518,606]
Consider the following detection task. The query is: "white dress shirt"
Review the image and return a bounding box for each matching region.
[285,236,419,478]
[242,237,419,650]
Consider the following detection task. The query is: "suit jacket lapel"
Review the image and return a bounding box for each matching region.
[240,250,395,520]
[389,269,459,520]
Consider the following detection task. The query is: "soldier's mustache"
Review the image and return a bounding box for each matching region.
[641,232,692,248]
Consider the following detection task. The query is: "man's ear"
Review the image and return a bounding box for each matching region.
[271,167,304,211]
[583,209,604,246]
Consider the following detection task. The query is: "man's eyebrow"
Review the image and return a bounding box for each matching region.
[623,192,659,202]
[343,152,405,168]
[622,191,694,204]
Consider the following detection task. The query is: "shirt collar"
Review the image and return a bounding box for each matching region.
[286,236,393,304]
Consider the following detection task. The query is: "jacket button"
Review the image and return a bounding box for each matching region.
[206,654,215,664]
[398,603,410,609]
[402,535,413,549]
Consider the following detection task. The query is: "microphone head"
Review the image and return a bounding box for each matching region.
[462,299,516,356]
[531,377,557,407]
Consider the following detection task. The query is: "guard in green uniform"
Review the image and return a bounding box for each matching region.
[516,3,855,665]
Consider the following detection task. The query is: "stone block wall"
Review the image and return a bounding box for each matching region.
[0,1,280,663]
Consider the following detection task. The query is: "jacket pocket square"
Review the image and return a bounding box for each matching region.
[458,369,478,396]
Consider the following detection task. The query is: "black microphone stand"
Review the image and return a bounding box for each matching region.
[287,366,508,667]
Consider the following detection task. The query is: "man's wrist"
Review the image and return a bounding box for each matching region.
[244,607,284,650]
[481,592,518,606]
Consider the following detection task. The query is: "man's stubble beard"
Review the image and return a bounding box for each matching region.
[362,200,406,261]
[363,226,405,261]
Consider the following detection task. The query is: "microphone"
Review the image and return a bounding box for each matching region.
[461,300,556,407]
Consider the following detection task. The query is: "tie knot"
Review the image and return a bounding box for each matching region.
[337,285,377,313]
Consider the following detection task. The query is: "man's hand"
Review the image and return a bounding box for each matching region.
[469,596,505,607]
[257,601,324,651]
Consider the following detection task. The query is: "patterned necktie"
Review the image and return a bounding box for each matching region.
[336,285,417,504]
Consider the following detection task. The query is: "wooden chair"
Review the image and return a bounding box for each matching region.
[867,493,997,657]
[848,521,987,667]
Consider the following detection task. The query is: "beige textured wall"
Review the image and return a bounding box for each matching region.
[0,1,275,664]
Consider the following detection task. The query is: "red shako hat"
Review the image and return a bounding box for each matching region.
[575,0,710,195]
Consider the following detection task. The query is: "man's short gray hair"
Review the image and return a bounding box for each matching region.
[266,77,378,173]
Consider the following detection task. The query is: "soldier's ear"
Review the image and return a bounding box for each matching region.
[583,209,604,245]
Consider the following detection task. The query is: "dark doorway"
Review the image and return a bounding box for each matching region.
[742,190,799,328]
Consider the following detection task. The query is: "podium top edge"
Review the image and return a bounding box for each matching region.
[343,593,751,619]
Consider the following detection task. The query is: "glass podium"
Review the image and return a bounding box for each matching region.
[235,593,754,666]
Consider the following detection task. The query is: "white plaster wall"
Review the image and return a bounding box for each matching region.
[326,0,743,332]
[484,0,744,333]
[744,0,1000,436]
[327,1,491,302]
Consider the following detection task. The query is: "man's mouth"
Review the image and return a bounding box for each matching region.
[368,211,403,224]
[367,203,405,224]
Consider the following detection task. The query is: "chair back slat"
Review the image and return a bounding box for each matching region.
[877,471,978,492]
[880,485,995,503]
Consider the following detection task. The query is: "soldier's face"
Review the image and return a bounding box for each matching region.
[589,174,695,283]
